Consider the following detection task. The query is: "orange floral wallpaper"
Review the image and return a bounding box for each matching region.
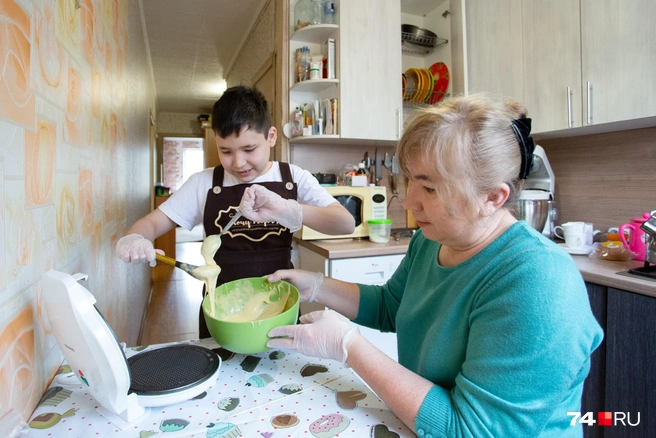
[0,0,147,424]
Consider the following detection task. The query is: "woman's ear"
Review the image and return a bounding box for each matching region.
[268,127,277,146]
[482,183,510,217]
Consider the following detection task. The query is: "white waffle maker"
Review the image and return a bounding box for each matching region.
[41,270,221,429]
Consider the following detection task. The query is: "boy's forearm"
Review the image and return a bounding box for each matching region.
[300,203,355,235]
[126,209,176,241]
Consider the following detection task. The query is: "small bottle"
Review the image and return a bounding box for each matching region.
[310,0,323,25]
[322,1,336,24]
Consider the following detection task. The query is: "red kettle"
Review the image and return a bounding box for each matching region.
[619,212,651,261]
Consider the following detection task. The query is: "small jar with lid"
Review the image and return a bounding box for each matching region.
[322,1,336,24]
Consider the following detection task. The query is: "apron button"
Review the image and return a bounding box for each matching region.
[213,186,222,194]
[285,182,294,191]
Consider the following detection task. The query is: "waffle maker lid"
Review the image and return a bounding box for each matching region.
[41,270,220,422]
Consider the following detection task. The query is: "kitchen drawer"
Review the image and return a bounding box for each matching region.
[329,254,404,285]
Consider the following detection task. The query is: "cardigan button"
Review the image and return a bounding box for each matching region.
[417,429,425,436]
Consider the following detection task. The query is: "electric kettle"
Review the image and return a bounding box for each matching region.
[619,212,652,261]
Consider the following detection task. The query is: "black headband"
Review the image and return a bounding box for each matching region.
[511,117,535,180]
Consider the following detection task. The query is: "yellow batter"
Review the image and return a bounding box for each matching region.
[213,282,289,323]
[193,234,223,317]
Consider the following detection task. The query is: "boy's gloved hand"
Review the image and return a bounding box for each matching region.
[116,234,163,267]
[267,310,359,363]
[239,184,303,232]
[266,269,324,302]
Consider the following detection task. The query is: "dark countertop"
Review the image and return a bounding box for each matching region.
[295,237,656,298]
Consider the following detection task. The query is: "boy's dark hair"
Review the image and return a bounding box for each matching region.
[211,86,271,139]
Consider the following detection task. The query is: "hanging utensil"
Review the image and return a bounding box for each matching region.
[375,148,383,185]
[155,253,203,280]
[391,154,400,195]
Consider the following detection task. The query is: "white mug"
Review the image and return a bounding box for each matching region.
[554,222,588,249]
[584,223,600,246]
[554,222,586,239]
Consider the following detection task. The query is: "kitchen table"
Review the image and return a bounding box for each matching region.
[27,338,414,437]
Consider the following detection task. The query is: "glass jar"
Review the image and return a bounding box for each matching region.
[294,0,312,31]
[322,1,336,24]
[310,0,323,25]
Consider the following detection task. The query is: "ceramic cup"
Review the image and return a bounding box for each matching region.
[554,222,587,249]
[584,223,600,246]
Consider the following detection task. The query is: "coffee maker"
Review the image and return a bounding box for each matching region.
[519,145,556,237]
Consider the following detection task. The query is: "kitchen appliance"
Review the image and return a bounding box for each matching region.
[619,212,652,261]
[518,145,555,236]
[628,212,656,279]
[298,186,387,240]
[41,270,221,429]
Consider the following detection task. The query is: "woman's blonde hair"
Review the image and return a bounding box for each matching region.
[397,93,527,220]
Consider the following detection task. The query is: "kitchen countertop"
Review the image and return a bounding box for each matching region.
[295,237,655,298]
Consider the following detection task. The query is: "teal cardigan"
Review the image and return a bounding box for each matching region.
[356,222,603,437]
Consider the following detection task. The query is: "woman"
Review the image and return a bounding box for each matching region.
[266,94,603,437]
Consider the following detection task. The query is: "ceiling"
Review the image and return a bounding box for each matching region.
[140,0,441,115]
[140,0,267,114]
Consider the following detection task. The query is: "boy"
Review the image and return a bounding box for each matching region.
[117,85,354,338]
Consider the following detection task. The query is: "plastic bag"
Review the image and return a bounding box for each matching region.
[588,241,634,261]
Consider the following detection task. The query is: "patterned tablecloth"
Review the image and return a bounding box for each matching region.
[27,338,414,437]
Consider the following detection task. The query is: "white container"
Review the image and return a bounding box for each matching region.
[368,219,392,243]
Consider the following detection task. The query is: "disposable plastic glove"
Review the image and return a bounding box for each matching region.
[266,310,359,363]
[116,234,163,267]
[239,184,303,232]
[266,269,324,302]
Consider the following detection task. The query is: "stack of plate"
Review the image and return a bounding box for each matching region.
[402,62,449,104]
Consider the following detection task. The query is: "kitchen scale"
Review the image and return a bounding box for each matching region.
[41,270,221,429]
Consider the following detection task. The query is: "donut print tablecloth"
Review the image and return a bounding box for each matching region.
[28,338,414,437]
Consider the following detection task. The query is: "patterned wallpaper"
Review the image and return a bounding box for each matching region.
[0,0,155,421]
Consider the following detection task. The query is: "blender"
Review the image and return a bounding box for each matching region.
[518,145,556,237]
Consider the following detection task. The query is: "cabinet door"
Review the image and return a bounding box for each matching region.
[582,283,607,438]
[330,254,404,285]
[463,0,524,100]
[604,288,655,436]
[339,0,402,141]
[522,0,582,133]
[581,0,656,125]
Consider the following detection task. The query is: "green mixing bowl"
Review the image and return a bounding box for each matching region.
[202,277,299,354]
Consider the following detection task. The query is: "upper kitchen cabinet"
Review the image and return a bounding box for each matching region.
[579,0,656,126]
[452,0,656,135]
[450,0,524,101]
[288,0,402,144]
[522,0,582,133]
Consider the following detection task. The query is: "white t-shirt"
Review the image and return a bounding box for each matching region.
[159,162,336,230]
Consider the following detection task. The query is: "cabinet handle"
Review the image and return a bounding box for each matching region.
[567,87,573,128]
[396,108,401,139]
[586,81,593,125]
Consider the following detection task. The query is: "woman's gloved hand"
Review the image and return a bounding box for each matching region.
[116,234,163,267]
[266,310,359,363]
[239,184,303,232]
[266,269,323,302]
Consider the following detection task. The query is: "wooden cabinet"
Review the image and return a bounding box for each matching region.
[204,127,220,169]
[580,0,656,126]
[288,0,402,144]
[452,0,656,135]
[583,283,654,437]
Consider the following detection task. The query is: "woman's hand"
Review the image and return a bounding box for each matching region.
[267,310,359,363]
[266,269,324,302]
[239,184,303,232]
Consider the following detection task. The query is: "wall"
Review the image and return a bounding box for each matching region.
[539,127,656,233]
[0,0,155,421]
[157,112,203,136]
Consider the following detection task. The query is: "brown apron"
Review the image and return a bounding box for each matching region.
[198,163,297,338]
